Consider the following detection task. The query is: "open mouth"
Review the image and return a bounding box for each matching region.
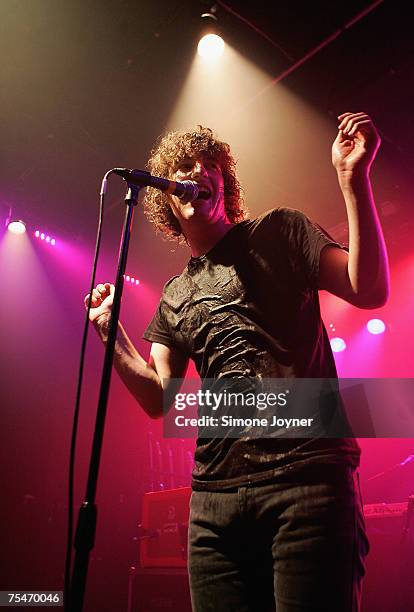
[197,189,211,200]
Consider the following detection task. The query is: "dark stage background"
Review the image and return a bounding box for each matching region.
[1,1,413,610]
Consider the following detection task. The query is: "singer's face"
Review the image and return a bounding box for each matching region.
[168,155,226,225]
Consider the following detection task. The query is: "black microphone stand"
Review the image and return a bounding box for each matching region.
[68,183,141,611]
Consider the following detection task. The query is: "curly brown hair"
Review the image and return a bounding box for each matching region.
[143,126,246,240]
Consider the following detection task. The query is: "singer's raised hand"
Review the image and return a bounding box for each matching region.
[84,282,114,325]
[332,111,380,176]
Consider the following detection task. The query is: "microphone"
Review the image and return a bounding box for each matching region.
[113,168,199,203]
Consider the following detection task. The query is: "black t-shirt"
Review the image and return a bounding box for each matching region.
[144,208,360,490]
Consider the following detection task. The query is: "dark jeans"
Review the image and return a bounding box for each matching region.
[188,465,369,612]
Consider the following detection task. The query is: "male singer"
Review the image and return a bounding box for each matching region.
[86,112,389,611]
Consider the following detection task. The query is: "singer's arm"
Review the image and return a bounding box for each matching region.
[318,112,389,308]
[85,283,188,418]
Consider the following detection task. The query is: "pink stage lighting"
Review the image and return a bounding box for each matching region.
[366,318,386,335]
[123,274,140,286]
[330,337,346,353]
[7,220,26,234]
[34,230,56,246]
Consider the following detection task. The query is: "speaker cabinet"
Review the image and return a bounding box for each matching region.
[362,501,414,611]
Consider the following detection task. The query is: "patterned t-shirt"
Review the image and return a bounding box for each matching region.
[144,208,360,490]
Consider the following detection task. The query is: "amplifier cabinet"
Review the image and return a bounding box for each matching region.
[362,501,414,611]
[140,487,192,568]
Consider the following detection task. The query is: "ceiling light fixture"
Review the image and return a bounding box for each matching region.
[7,220,26,235]
[198,6,225,60]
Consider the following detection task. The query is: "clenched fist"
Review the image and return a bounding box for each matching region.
[84,282,114,325]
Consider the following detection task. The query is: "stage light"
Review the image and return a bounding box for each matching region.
[198,33,224,59]
[7,220,26,234]
[198,8,224,60]
[367,318,386,335]
[34,229,57,246]
[330,337,346,353]
[124,274,140,287]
